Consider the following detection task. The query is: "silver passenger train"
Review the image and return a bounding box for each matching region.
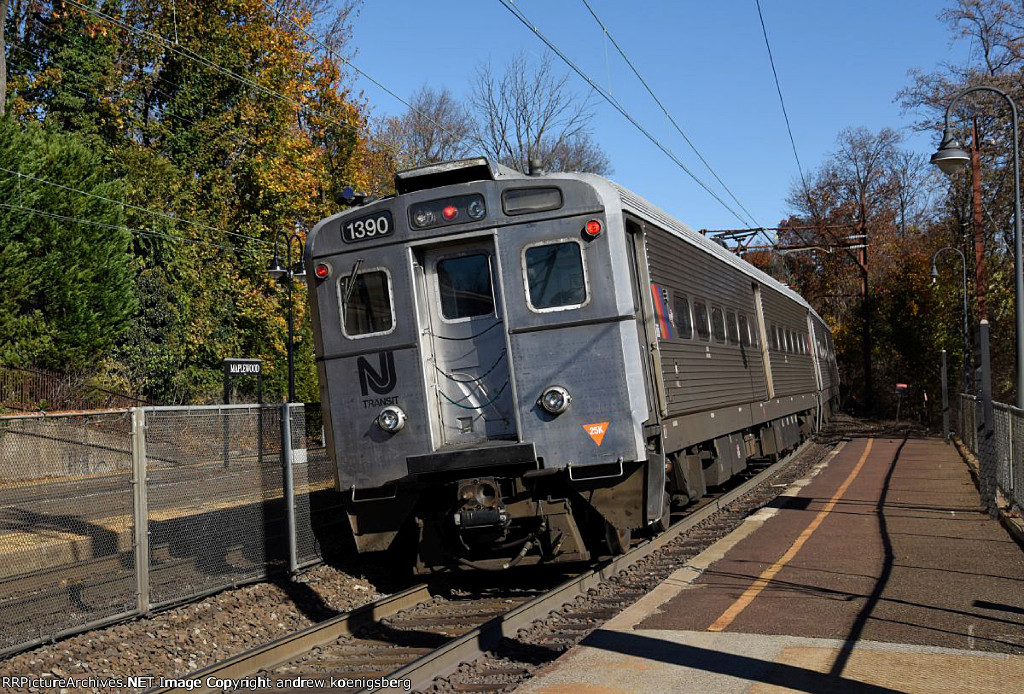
[304,158,839,572]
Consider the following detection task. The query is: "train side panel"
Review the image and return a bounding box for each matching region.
[643,222,769,417]
[759,286,818,398]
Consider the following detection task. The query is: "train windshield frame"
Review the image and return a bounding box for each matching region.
[339,267,396,339]
[522,239,589,312]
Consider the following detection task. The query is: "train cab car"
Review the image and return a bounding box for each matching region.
[304,158,838,572]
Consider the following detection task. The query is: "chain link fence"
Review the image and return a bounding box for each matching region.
[0,411,136,654]
[955,393,1022,515]
[0,403,341,657]
[290,404,345,569]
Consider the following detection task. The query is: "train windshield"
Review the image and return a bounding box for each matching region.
[341,269,394,337]
[437,254,495,320]
[524,241,587,310]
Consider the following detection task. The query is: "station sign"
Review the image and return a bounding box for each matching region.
[226,361,262,375]
[222,358,263,404]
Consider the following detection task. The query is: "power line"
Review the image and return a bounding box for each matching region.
[0,202,256,255]
[261,0,462,147]
[0,166,271,247]
[10,40,201,129]
[64,0,365,141]
[755,0,810,207]
[496,0,753,229]
[579,0,762,232]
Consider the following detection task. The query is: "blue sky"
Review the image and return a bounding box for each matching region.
[345,1,971,233]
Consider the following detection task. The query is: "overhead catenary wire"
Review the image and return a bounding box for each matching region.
[261,0,464,148]
[64,0,367,142]
[0,202,257,255]
[755,0,811,216]
[579,0,763,233]
[64,0,415,168]
[0,165,272,247]
[10,40,202,129]
[496,0,754,230]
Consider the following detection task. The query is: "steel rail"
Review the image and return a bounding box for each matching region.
[145,439,814,693]
[146,584,433,693]
[381,439,814,692]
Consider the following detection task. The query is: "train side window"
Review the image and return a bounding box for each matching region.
[726,310,739,344]
[786,330,794,354]
[673,295,693,339]
[523,239,588,311]
[340,268,395,338]
[694,301,711,341]
[738,314,750,347]
[771,324,779,351]
[711,307,726,343]
[437,253,495,320]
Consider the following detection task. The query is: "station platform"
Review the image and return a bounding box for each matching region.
[519,436,1024,693]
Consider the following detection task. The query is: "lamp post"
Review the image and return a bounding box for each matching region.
[931,85,1024,409]
[931,246,970,395]
[267,227,306,403]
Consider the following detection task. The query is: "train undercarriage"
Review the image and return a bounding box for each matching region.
[343,409,818,573]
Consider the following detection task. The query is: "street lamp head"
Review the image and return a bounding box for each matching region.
[930,130,970,175]
[293,259,307,279]
[267,255,287,280]
[931,262,939,284]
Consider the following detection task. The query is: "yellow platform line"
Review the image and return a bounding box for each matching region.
[708,438,874,632]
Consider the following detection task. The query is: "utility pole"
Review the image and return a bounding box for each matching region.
[1,0,8,117]
[859,216,872,413]
[971,117,988,321]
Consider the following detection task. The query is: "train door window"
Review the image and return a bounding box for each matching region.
[711,306,726,343]
[694,301,711,341]
[523,240,588,311]
[674,295,693,339]
[437,253,495,321]
[726,310,739,344]
[340,268,395,338]
[738,314,750,347]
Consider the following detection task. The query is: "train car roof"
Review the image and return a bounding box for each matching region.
[574,173,827,326]
[316,158,827,327]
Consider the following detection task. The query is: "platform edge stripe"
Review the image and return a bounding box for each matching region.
[380,437,820,693]
[708,438,874,633]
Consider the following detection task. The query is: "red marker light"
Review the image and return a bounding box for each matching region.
[314,263,331,279]
[442,205,458,220]
[584,219,602,237]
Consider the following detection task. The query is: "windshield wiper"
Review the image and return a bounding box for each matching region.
[342,258,364,304]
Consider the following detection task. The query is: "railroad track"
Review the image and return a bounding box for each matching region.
[148,434,842,694]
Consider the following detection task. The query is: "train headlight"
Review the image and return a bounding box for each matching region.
[467,199,486,219]
[377,406,407,433]
[539,386,571,415]
[412,209,435,228]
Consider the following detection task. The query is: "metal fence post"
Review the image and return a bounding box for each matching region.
[941,350,949,441]
[281,402,297,573]
[978,320,997,517]
[1009,410,1015,497]
[131,407,150,613]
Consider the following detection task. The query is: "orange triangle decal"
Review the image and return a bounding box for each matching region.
[583,422,610,446]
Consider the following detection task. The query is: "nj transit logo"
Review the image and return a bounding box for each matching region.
[357,351,397,396]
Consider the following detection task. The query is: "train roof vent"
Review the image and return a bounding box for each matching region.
[394,157,516,194]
